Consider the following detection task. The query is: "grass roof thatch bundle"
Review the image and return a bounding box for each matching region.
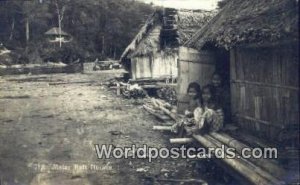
[128,26,161,58]
[185,0,299,50]
[121,9,215,60]
[177,10,215,43]
[45,27,69,36]
[120,12,158,59]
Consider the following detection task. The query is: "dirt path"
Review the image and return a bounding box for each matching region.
[0,71,213,185]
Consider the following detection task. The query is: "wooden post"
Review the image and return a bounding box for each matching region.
[102,36,105,56]
[55,0,65,48]
[116,83,121,96]
[9,17,15,40]
[25,17,29,43]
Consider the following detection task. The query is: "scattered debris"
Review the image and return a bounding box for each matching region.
[0,62,83,76]
[122,84,148,99]
[101,95,108,100]
[3,119,14,123]
[160,168,170,173]
[143,105,171,122]
[223,124,239,131]
[0,95,30,99]
[93,60,122,71]
[143,98,177,121]
[42,114,55,118]
[136,166,150,173]
[154,177,208,185]
[156,86,177,105]
[109,130,123,136]
[105,76,178,104]
[7,76,48,82]
[48,81,96,86]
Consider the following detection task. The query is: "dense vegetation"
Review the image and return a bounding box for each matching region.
[0,0,154,64]
[217,0,230,9]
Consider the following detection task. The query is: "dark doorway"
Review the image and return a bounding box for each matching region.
[203,43,231,124]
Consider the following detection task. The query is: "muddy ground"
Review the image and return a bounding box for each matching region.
[0,69,234,185]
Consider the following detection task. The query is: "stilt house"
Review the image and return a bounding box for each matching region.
[120,8,215,81]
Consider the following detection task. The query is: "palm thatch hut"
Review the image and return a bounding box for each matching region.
[45,27,72,43]
[120,8,215,80]
[184,0,299,144]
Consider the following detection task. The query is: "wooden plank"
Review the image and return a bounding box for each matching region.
[142,56,151,78]
[254,96,262,120]
[189,62,215,88]
[179,47,215,64]
[231,80,299,91]
[235,114,285,129]
[238,39,298,49]
[135,57,141,79]
[177,57,189,96]
[177,47,216,113]
[230,48,237,80]
[206,135,283,185]
[156,82,177,87]
[169,138,194,144]
[151,53,178,79]
[235,48,244,81]
[153,125,172,131]
[131,58,137,80]
[193,134,272,185]
[240,86,246,112]
[254,96,262,132]
[178,49,215,95]
[230,83,237,120]
[210,132,286,178]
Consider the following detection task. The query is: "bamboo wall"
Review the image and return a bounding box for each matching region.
[230,43,299,141]
[130,52,178,80]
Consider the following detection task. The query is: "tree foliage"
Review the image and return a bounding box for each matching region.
[217,0,230,9]
[0,0,154,63]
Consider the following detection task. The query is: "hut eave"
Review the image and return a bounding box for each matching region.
[185,0,299,50]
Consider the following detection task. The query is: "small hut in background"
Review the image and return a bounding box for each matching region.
[184,0,299,145]
[120,8,215,81]
[44,27,72,43]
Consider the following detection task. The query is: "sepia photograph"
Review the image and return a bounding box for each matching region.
[0,0,299,184]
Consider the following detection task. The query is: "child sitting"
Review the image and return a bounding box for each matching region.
[173,85,224,135]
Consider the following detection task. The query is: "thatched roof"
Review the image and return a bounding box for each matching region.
[185,0,299,50]
[120,9,215,60]
[120,12,157,60]
[45,27,69,36]
[177,10,214,43]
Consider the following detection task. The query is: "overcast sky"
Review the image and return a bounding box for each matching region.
[138,0,220,10]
